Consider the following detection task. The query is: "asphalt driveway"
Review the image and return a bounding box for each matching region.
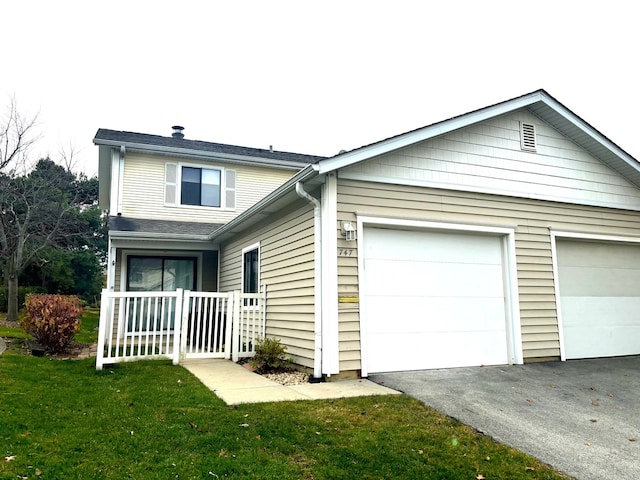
[371,356,640,480]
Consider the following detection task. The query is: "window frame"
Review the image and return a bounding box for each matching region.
[180,164,223,208]
[126,255,198,292]
[241,242,260,308]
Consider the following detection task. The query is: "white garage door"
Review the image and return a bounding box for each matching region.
[556,239,640,359]
[362,227,510,373]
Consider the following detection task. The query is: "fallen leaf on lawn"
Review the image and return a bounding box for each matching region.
[418,449,424,454]
[240,423,249,428]
[218,449,227,456]
[256,435,261,440]
[325,418,332,423]
[485,456,491,461]
[592,400,600,406]
[525,466,536,471]
[315,431,321,435]
[35,469,42,476]
[177,379,182,384]
[4,455,16,463]
[476,474,485,480]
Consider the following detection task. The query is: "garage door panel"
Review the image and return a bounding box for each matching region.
[366,296,506,334]
[562,297,640,328]
[559,266,640,297]
[367,330,509,373]
[365,259,505,297]
[559,242,640,269]
[365,228,503,264]
[363,227,510,373]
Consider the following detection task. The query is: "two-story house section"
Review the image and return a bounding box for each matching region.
[94,127,325,296]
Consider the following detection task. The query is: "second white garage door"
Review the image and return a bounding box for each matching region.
[556,239,640,359]
[362,227,511,373]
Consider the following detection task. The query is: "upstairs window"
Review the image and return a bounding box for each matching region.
[181,167,221,207]
[165,163,236,209]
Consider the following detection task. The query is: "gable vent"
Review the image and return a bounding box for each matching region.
[520,122,537,151]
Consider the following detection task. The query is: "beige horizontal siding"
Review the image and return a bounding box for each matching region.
[120,151,295,223]
[219,201,316,368]
[338,178,640,367]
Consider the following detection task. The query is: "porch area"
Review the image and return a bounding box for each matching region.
[96,288,265,370]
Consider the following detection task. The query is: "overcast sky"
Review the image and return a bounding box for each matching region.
[2,1,638,176]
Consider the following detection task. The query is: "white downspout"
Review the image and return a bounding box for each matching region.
[295,182,323,380]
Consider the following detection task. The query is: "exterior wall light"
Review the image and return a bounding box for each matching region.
[341,221,356,241]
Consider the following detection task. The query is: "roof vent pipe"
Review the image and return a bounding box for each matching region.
[171,125,185,139]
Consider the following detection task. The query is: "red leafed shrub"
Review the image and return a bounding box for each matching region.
[21,294,83,353]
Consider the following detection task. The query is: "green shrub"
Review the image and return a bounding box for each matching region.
[21,294,83,353]
[249,336,291,373]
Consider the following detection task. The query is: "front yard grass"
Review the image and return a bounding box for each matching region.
[0,354,570,480]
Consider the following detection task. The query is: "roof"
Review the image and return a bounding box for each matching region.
[209,89,640,242]
[320,89,640,186]
[94,129,326,168]
[109,216,224,239]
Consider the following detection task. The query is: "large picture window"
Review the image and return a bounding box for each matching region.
[125,256,197,332]
[127,256,196,292]
[181,166,221,207]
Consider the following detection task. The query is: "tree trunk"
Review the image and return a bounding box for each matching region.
[7,273,19,322]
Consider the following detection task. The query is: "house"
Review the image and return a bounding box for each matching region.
[97,90,640,379]
[95,126,325,298]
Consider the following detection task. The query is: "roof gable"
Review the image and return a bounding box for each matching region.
[319,90,640,188]
[340,109,640,210]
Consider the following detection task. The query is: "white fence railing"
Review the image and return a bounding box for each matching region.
[96,288,266,370]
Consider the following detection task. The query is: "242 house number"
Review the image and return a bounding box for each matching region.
[338,249,354,256]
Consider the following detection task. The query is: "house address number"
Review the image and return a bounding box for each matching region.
[338,249,354,257]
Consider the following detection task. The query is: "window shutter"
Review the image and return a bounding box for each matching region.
[165,163,177,205]
[225,169,236,209]
[520,122,537,151]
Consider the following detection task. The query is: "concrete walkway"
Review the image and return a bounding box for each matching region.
[182,358,400,405]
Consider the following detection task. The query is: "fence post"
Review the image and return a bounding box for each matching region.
[260,284,267,339]
[232,290,240,363]
[96,289,109,371]
[172,289,183,365]
[224,292,233,360]
[180,290,191,361]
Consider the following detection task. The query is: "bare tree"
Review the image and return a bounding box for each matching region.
[0,96,39,175]
[0,99,96,321]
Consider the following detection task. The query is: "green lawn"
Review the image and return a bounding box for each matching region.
[0,351,570,479]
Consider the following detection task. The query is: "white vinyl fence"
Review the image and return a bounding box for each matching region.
[96,287,266,370]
